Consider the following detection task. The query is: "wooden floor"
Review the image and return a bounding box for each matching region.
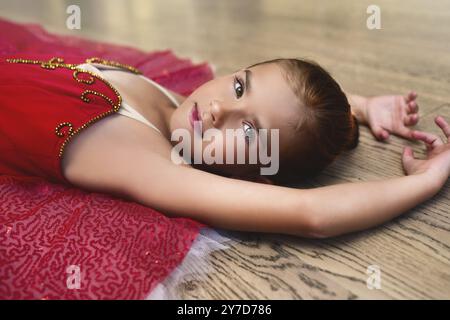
[2,0,449,299]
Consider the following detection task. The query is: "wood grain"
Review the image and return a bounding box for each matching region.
[1,0,449,299]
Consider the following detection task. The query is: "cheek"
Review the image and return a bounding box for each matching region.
[192,80,217,97]
[194,78,230,103]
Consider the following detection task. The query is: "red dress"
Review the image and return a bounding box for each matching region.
[0,19,224,300]
[0,55,137,184]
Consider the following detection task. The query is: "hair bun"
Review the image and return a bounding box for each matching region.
[345,115,360,150]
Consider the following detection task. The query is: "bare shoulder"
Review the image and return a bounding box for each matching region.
[61,114,179,196]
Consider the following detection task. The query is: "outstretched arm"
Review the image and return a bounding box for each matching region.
[123,117,449,238]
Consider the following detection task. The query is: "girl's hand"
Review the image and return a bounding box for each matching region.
[402,116,450,188]
[365,91,420,141]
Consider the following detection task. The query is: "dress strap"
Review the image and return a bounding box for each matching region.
[86,60,181,109]
[137,75,181,108]
[117,102,162,134]
[75,63,164,134]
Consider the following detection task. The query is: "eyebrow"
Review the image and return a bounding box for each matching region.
[244,69,252,94]
[243,69,263,131]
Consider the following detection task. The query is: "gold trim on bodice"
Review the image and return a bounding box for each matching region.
[85,57,142,75]
[6,56,141,159]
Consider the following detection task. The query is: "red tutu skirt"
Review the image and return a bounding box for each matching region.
[0,18,229,299]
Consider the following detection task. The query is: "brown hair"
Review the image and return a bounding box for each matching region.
[248,58,359,184]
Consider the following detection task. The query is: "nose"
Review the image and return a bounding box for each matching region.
[210,99,233,127]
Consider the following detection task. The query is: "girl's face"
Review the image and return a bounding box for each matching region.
[170,62,302,178]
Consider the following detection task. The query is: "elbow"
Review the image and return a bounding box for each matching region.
[287,190,336,239]
[304,214,332,239]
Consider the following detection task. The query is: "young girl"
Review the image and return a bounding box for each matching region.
[1,55,449,239]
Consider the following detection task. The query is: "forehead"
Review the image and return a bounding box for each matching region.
[246,63,301,144]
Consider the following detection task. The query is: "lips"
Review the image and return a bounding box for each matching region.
[193,102,201,122]
[189,102,203,136]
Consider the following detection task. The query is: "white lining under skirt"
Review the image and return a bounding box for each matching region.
[146,227,235,299]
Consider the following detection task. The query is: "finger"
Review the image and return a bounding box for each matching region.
[404,91,418,102]
[396,125,414,139]
[435,116,450,139]
[407,101,419,114]
[402,146,415,161]
[411,130,444,148]
[402,146,416,171]
[404,113,419,126]
[372,124,390,140]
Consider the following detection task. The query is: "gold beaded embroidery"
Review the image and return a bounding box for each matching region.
[5,56,138,158]
[85,57,142,74]
[6,57,72,70]
[73,70,95,84]
[81,89,117,107]
[55,122,74,137]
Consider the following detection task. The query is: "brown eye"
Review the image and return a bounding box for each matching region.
[234,76,244,98]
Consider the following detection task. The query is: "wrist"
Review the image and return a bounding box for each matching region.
[348,94,368,125]
[420,168,447,195]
